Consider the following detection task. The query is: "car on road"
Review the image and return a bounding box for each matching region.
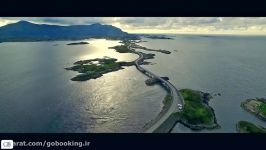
[177,104,183,110]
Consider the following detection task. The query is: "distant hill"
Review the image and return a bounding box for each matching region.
[0,21,139,42]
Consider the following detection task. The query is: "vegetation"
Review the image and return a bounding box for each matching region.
[236,121,266,133]
[163,94,173,108]
[66,57,134,81]
[258,103,266,116]
[179,89,216,126]
[241,98,266,121]
[0,21,139,42]
[153,89,218,132]
[108,45,132,53]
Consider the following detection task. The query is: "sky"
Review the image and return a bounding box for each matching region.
[1,17,266,35]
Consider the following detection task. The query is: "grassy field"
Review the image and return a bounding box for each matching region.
[258,103,266,116]
[180,89,214,125]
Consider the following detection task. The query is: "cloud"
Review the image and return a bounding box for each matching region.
[1,17,266,34]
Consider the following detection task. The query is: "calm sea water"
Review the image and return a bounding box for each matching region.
[0,35,266,133]
[139,35,266,133]
[0,39,165,133]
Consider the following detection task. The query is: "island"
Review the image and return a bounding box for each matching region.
[236,121,266,133]
[154,89,219,132]
[145,36,173,40]
[139,34,174,40]
[67,42,89,45]
[66,39,219,133]
[178,89,219,130]
[108,45,133,53]
[241,98,266,121]
[65,57,134,81]
[66,40,157,81]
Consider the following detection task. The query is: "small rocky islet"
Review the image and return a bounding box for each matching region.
[241,98,266,121]
[236,98,266,133]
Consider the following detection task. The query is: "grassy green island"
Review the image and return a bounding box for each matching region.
[236,121,266,133]
[177,89,219,130]
[154,89,219,132]
[108,45,133,53]
[241,98,266,121]
[65,57,134,81]
[178,89,218,128]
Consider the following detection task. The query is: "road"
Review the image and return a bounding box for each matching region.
[127,45,185,133]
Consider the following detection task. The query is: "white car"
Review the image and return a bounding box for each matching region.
[177,104,183,110]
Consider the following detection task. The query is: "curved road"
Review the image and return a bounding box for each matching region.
[127,45,185,133]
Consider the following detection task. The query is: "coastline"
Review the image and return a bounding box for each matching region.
[241,98,266,121]
[154,90,220,133]
[65,38,219,133]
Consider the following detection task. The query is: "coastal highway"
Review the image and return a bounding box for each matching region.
[127,45,185,133]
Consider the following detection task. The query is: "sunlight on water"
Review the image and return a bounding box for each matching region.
[1,35,266,133]
[0,39,165,133]
[78,39,138,62]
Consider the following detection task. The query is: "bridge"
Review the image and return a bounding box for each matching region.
[127,45,185,133]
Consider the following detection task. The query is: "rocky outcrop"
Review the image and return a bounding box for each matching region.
[241,98,266,121]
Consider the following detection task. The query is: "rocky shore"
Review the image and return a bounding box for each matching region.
[153,89,219,133]
[236,121,266,133]
[177,89,220,130]
[73,39,219,132]
[241,98,266,121]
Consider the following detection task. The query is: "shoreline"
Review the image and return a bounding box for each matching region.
[154,90,220,133]
[66,38,219,133]
[241,98,266,121]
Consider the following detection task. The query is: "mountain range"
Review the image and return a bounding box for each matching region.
[0,21,138,42]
